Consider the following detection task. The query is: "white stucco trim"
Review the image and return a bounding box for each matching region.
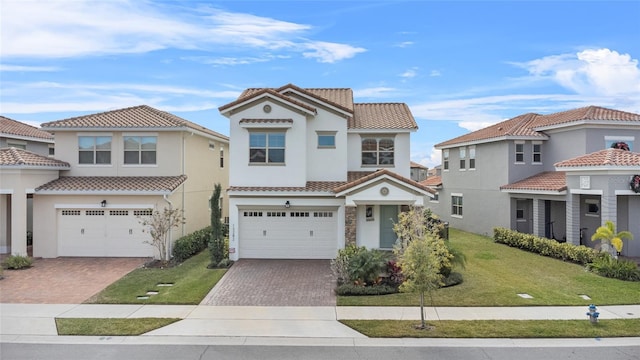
[615,190,640,195]
[0,189,15,194]
[500,189,567,195]
[335,174,432,197]
[568,189,603,195]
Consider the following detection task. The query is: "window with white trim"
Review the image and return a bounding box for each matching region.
[605,136,634,151]
[515,142,524,163]
[469,146,476,169]
[443,149,449,170]
[124,136,157,164]
[48,144,55,156]
[459,147,466,170]
[220,146,224,168]
[317,132,336,148]
[249,132,285,164]
[79,136,112,164]
[451,194,463,217]
[7,141,26,150]
[362,137,394,165]
[532,142,542,163]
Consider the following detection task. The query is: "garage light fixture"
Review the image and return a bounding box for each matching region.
[101,200,107,208]
[285,201,291,208]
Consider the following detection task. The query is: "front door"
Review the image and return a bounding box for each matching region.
[379,205,398,249]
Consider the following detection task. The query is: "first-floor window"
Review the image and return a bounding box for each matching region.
[79,136,111,164]
[452,195,463,216]
[250,132,285,163]
[124,136,157,164]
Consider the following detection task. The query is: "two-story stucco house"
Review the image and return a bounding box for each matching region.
[430,106,640,257]
[218,84,433,261]
[1,116,64,255]
[18,105,230,259]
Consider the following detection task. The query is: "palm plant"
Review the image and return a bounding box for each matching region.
[591,220,634,258]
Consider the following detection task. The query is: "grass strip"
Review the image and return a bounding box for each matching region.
[87,250,225,305]
[338,229,640,307]
[340,319,640,338]
[56,318,181,336]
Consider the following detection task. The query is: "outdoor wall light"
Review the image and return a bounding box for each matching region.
[285,201,291,208]
[101,200,107,207]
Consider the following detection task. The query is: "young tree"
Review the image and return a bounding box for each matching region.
[591,220,634,258]
[138,207,185,262]
[209,183,225,266]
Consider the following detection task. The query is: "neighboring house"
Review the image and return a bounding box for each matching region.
[431,106,640,257]
[410,161,428,182]
[1,117,60,255]
[219,83,433,260]
[427,165,441,178]
[12,105,230,258]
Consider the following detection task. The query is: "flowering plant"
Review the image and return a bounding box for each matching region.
[611,141,630,151]
[631,175,640,194]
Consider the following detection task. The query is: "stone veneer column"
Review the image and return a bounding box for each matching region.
[565,194,580,246]
[344,206,357,246]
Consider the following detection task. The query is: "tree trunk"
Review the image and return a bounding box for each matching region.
[420,291,425,329]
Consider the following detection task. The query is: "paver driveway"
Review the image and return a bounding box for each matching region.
[201,259,336,306]
[0,257,148,304]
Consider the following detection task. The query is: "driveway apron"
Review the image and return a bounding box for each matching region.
[202,259,336,306]
[0,257,148,304]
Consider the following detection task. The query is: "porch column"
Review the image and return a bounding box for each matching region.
[532,199,545,238]
[601,191,617,226]
[10,193,28,256]
[565,193,580,246]
[344,206,357,246]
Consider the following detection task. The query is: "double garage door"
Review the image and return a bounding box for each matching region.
[57,209,154,257]
[239,209,337,259]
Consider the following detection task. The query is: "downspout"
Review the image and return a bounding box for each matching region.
[163,194,173,262]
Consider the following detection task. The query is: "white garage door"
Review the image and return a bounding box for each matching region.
[58,209,154,257]
[239,209,337,259]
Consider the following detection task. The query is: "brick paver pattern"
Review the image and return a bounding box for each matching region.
[203,259,336,306]
[0,257,148,303]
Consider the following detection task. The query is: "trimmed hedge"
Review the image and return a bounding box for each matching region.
[172,226,211,263]
[2,255,33,270]
[335,284,398,296]
[493,227,597,265]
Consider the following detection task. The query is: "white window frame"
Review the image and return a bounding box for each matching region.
[443,149,449,171]
[361,137,395,166]
[317,131,337,149]
[78,135,112,165]
[249,131,286,165]
[515,141,525,164]
[7,140,26,150]
[605,136,634,151]
[123,135,157,165]
[468,146,476,170]
[451,193,463,218]
[459,147,466,171]
[532,141,542,164]
[585,199,600,217]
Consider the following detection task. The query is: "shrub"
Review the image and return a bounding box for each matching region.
[587,253,640,281]
[2,255,33,269]
[442,272,464,287]
[172,226,211,263]
[331,244,367,285]
[383,260,404,288]
[335,283,398,296]
[493,227,597,265]
[347,249,389,285]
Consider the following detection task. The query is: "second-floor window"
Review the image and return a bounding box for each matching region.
[515,142,524,163]
[79,136,111,164]
[124,136,157,164]
[459,147,466,170]
[362,137,394,165]
[443,149,449,170]
[469,146,476,169]
[250,132,285,164]
[220,146,224,168]
[532,142,542,163]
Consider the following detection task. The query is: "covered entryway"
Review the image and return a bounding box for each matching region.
[57,209,152,257]
[238,209,337,259]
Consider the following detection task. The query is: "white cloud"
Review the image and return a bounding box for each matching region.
[411,145,442,169]
[0,1,365,63]
[514,48,640,97]
[429,70,441,77]
[394,41,414,48]
[400,68,418,79]
[0,64,61,72]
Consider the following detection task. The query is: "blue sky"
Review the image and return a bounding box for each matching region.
[1,0,639,168]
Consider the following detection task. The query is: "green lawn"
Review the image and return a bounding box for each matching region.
[88,250,226,304]
[341,319,640,338]
[339,229,640,306]
[56,318,180,336]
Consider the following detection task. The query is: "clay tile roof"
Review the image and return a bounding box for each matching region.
[239,119,293,124]
[555,148,640,168]
[420,175,442,187]
[35,175,187,193]
[276,84,354,112]
[436,113,542,148]
[40,105,228,140]
[0,147,69,168]
[228,181,347,193]
[533,106,640,128]
[334,168,434,194]
[410,161,427,169]
[500,171,567,192]
[1,116,53,140]
[219,88,317,113]
[350,103,417,130]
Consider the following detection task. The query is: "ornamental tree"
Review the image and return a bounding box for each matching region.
[138,207,185,262]
[591,220,634,258]
[208,183,226,266]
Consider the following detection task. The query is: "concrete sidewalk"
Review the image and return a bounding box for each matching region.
[2,303,639,339]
